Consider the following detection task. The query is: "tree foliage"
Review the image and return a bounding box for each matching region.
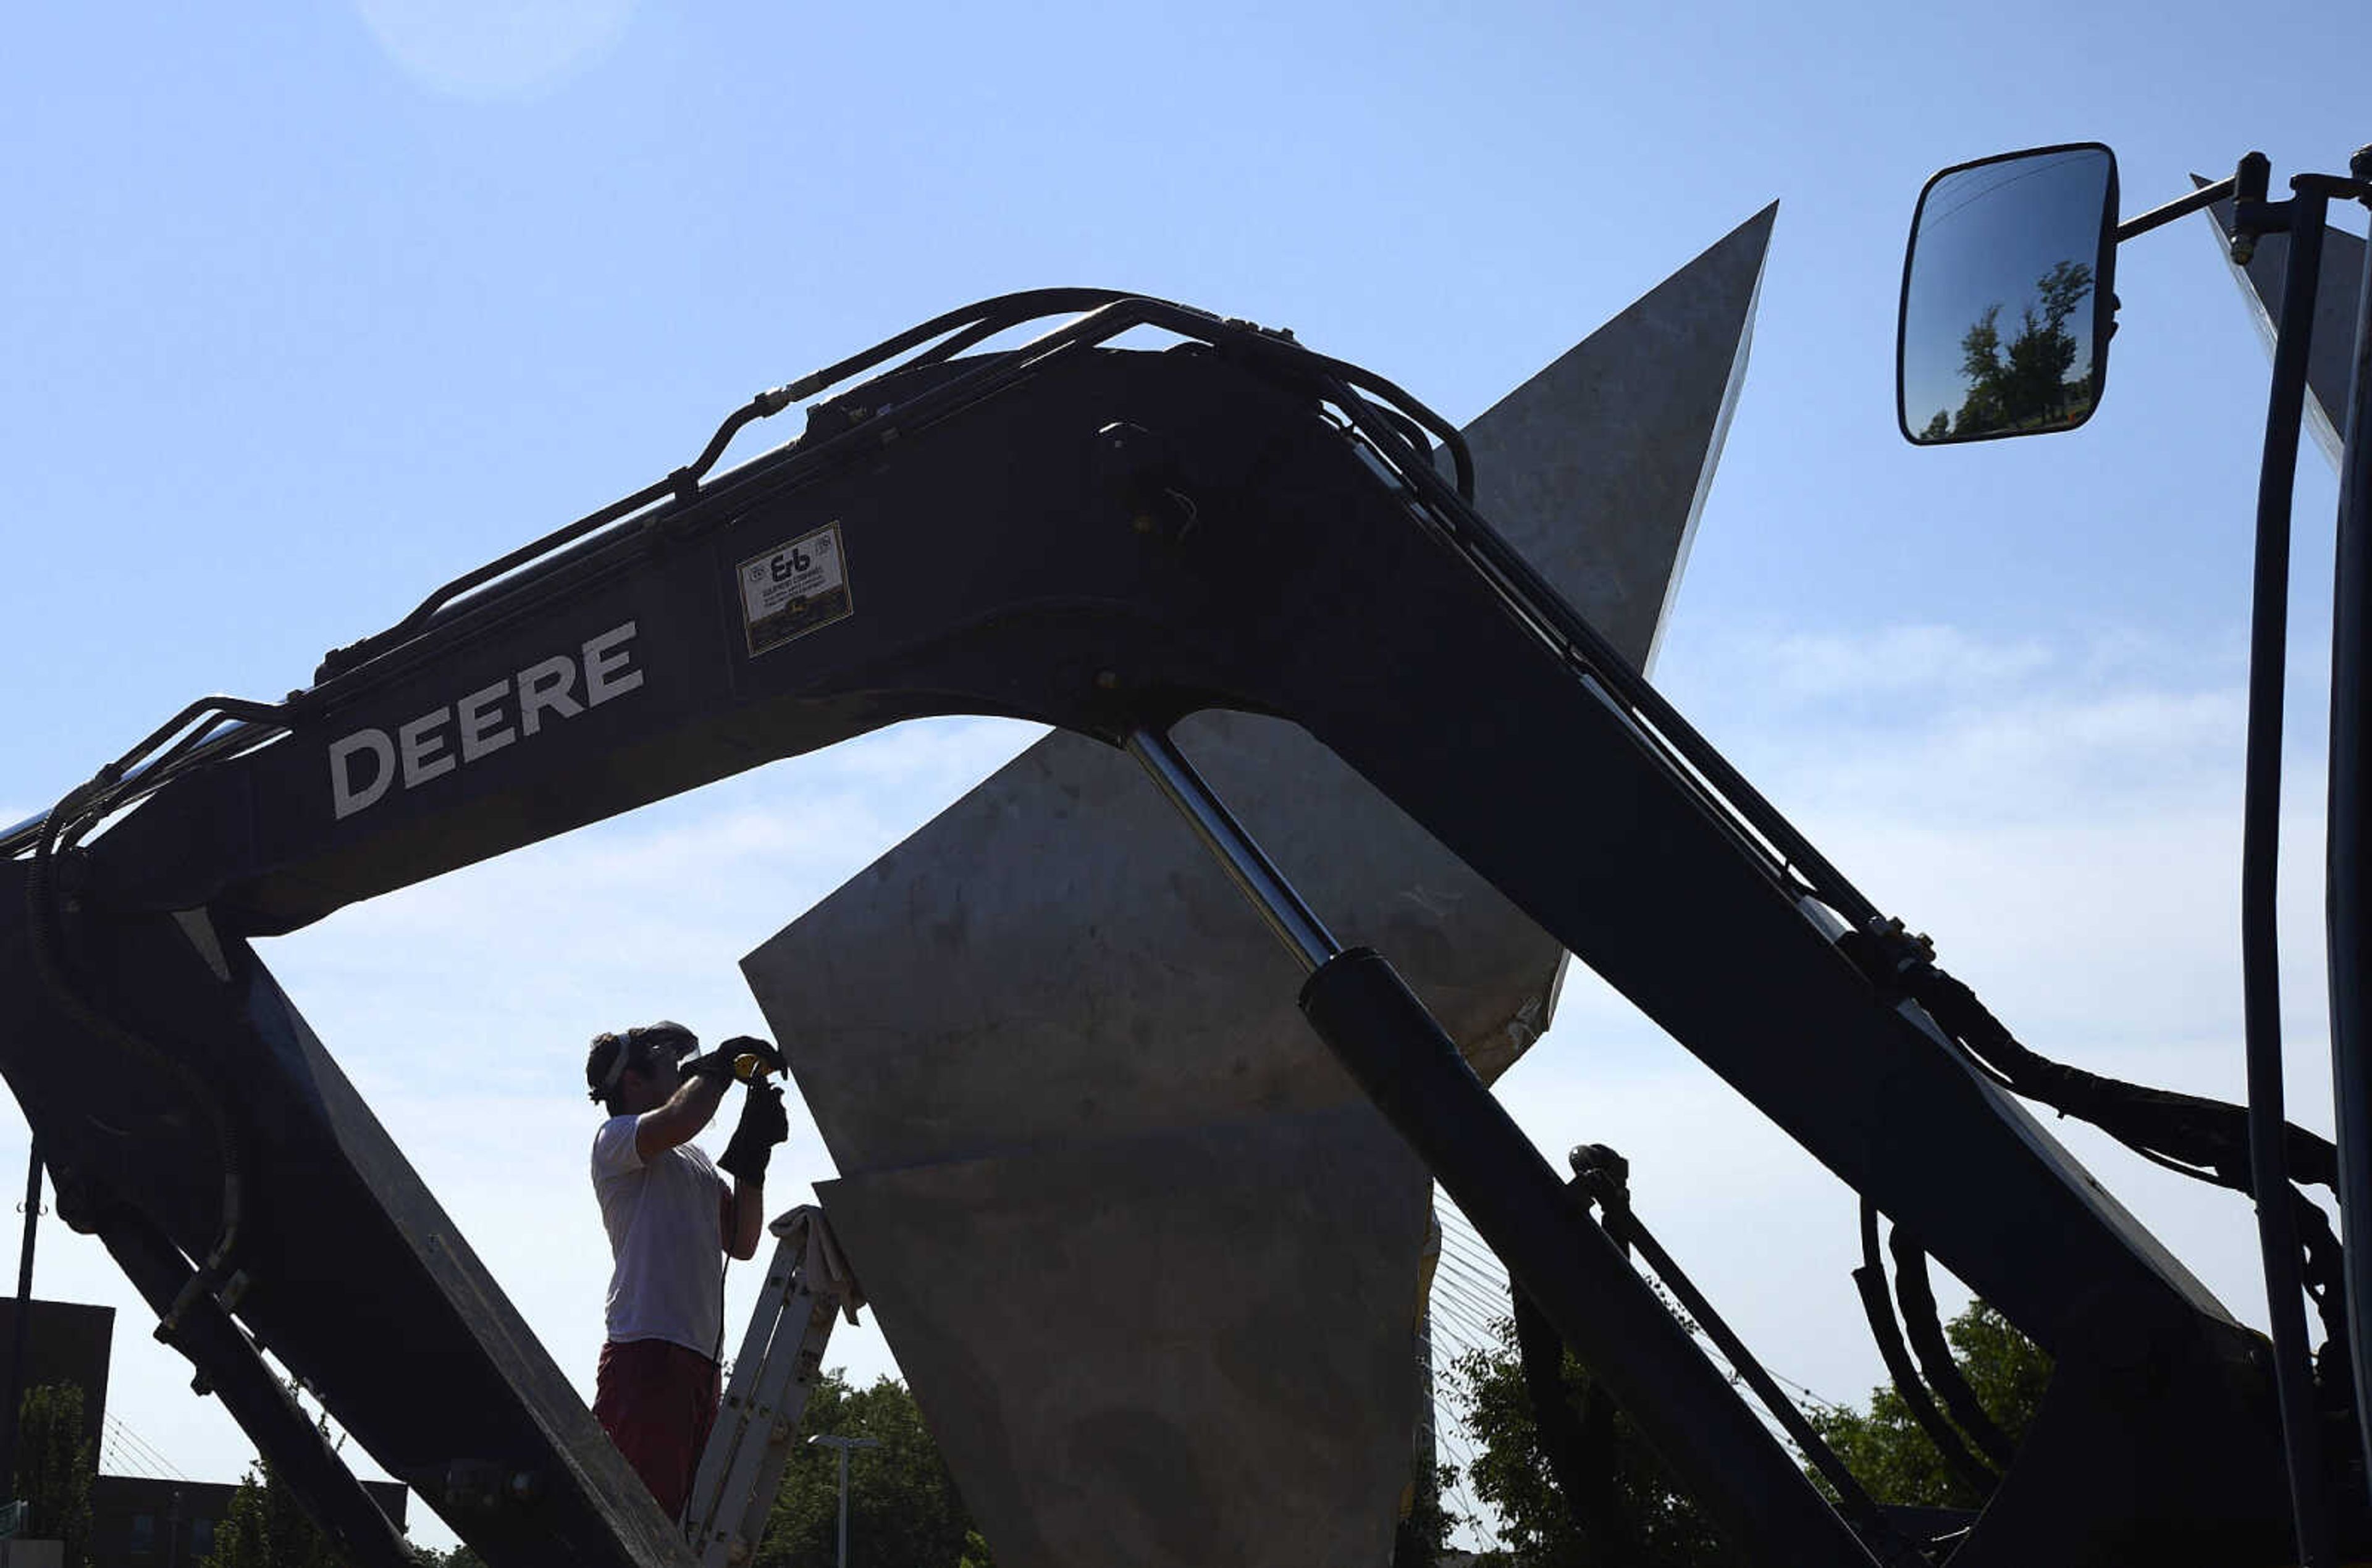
[1393,1457,1464,1567]
[1448,1314,1745,1567]
[1446,1295,2050,1564]
[199,1390,465,1568]
[14,1381,93,1567]
[1945,261,2096,437]
[201,1454,350,1568]
[753,1369,989,1568]
[1805,1299,2051,1510]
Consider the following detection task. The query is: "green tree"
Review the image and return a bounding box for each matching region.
[1392,1457,1464,1567]
[1954,303,2009,432]
[1806,1299,2051,1509]
[14,1381,94,1567]
[753,1369,989,1568]
[1446,1296,2049,1562]
[201,1454,351,1568]
[1950,261,2097,437]
[199,1389,421,1568]
[1448,1313,1746,1568]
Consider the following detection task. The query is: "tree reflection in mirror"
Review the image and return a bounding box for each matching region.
[1899,144,2118,445]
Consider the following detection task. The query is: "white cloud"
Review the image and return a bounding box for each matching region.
[1759,623,2056,700]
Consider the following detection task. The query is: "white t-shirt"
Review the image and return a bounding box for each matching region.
[591,1115,728,1357]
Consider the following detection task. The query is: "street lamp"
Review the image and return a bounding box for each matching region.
[808,1433,878,1568]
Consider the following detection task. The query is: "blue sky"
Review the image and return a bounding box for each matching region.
[5,0,2370,1552]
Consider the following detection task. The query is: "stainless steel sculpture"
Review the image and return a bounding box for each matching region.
[744,204,1778,1567]
[2203,183,2369,469]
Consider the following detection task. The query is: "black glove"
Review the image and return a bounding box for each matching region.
[679,1044,739,1083]
[718,1083,789,1183]
[720,1035,787,1079]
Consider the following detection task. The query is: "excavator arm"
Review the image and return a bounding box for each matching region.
[0,295,2300,1565]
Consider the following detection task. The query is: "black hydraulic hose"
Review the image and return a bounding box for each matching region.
[22,776,247,1328]
[1584,1167,1912,1562]
[2,695,292,862]
[1,713,287,863]
[96,695,288,789]
[776,288,1138,403]
[1853,1202,1996,1498]
[324,452,708,677]
[1886,1231,2016,1469]
[1303,356,1476,503]
[1902,962,2337,1191]
[894,292,1145,375]
[2324,145,2372,1500]
[2240,182,2334,1568]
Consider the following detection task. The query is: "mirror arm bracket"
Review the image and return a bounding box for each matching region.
[2294,172,2371,204]
[2229,172,2369,264]
[2114,177,2236,245]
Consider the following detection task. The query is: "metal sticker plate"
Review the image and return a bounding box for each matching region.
[738,523,853,656]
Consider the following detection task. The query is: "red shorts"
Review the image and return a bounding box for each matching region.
[592,1337,721,1522]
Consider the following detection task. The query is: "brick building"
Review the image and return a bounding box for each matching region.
[0,1297,410,1566]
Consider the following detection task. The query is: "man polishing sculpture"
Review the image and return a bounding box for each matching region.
[584,1020,789,1519]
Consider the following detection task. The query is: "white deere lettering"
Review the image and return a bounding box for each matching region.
[456,679,515,763]
[399,708,456,788]
[583,622,645,706]
[328,731,395,820]
[327,619,642,821]
[517,654,581,736]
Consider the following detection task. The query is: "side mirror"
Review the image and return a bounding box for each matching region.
[1898,143,2119,445]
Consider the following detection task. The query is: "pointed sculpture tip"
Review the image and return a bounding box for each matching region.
[1714,199,1778,242]
[1706,199,1780,264]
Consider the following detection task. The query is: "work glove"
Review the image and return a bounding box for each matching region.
[720,1035,787,1080]
[718,1082,789,1184]
[679,1044,739,1083]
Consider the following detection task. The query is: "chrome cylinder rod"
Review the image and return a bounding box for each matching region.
[1124,727,1340,974]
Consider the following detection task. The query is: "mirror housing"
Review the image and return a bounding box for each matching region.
[1898,143,2119,445]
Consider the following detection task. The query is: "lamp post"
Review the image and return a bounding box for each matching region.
[809,1434,877,1568]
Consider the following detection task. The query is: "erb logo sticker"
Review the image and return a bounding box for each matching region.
[738,523,852,656]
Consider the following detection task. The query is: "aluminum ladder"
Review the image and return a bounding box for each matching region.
[683,1206,862,1566]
